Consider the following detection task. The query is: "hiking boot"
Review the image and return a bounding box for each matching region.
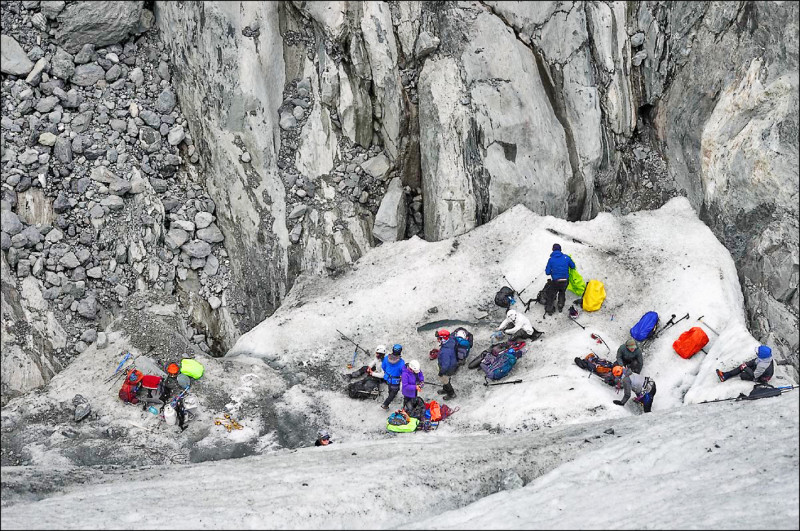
[444,392,456,400]
[380,404,389,410]
[437,388,448,395]
[716,369,726,383]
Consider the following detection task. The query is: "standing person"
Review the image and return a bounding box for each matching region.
[314,429,332,446]
[616,339,644,374]
[545,243,576,314]
[497,309,541,341]
[717,345,775,383]
[436,330,458,400]
[381,344,406,410]
[611,366,657,413]
[401,360,424,411]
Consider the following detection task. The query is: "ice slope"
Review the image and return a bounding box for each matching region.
[2,393,797,529]
[231,198,794,437]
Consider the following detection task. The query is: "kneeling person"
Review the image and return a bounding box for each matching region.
[345,345,386,398]
[497,309,541,342]
[612,366,657,413]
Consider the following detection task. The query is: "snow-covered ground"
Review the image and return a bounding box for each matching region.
[2,198,797,529]
[232,198,795,436]
[2,393,797,529]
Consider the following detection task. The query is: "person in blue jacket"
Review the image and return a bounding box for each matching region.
[545,243,576,313]
[436,332,458,400]
[381,344,406,410]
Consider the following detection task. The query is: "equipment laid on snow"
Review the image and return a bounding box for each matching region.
[484,378,523,387]
[655,313,689,337]
[590,333,611,353]
[574,353,616,385]
[582,280,606,312]
[697,315,720,336]
[481,346,526,381]
[631,311,659,342]
[386,410,419,433]
[494,286,516,309]
[215,413,243,431]
[673,327,710,359]
[568,307,586,330]
[468,340,526,370]
[180,358,205,379]
[700,384,797,404]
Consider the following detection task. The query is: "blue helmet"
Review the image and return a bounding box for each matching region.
[757,345,772,359]
[392,344,403,355]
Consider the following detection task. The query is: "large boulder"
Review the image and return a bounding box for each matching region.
[1,35,35,76]
[373,178,407,243]
[55,1,145,54]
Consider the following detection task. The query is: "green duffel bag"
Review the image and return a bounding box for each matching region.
[567,258,586,297]
[180,358,205,379]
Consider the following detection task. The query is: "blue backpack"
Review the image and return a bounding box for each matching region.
[387,412,407,426]
[452,327,474,362]
[631,311,659,341]
[481,348,520,380]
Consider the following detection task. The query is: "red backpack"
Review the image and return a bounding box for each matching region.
[673,327,709,359]
[426,400,443,422]
[118,370,143,404]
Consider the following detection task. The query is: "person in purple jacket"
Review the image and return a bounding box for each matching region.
[401,359,424,411]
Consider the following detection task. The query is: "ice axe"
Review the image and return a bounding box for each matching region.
[590,333,610,353]
[697,316,720,336]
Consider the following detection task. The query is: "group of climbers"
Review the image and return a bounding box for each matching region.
[330,240,779,442]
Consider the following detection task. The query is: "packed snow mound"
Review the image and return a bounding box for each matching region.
[2,393,796,529]
[230,197,794,435]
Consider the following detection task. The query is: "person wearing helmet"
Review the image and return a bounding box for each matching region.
[401,359,425,410]
[381,344,406,410]
[344,345,387,399]
[612,366,657,413]
[716,345,774,383]
[544,243,576,314]
[314,429,332,446]
[436,331,458,400]
[616,339,644,374]
[497,308,540,341]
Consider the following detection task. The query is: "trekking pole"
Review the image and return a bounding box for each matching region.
[502,273,536,310]
[484,378,523,387]
[336,329,370,355]
[654,314,676,338]
[662,313,690,334]
[518,273,542,296]
[568,317,586,330]
[347,347,358,370]
[697,316,720,336]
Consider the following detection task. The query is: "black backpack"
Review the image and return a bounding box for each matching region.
[536,279,557,314]
[452,327,474,362]
[404,397,426,421]
[494,286,515,308]
[347,378,380,399]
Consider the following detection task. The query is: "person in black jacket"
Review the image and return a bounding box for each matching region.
[314,429,332,446]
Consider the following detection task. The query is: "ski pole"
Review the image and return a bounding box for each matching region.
[697,316,720,336]
[336,329,370,355]
[502,273,536,309]
[484,378,523,387]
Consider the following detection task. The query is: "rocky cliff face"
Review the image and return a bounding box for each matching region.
[2,0,798,402]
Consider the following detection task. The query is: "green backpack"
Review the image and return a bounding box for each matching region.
[567,256,586,296]
[180,358,205,379]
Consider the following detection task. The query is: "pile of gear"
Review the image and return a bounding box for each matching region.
[106,350,205,431]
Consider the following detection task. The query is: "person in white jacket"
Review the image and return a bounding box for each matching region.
[344,345,386,398]
[497,309,541,341]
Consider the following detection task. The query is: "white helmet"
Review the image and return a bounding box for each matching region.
[408,360,420,372]
[507,309,518,321]
[376,345,387,355]
[318,428,330,440]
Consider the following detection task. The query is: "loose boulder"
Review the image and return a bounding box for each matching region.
[55,1,145,54]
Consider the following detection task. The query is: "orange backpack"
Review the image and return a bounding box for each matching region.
[427,400,442,422]
[673,327,709,359]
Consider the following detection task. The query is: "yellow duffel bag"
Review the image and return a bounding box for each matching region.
[582,280,606,312]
